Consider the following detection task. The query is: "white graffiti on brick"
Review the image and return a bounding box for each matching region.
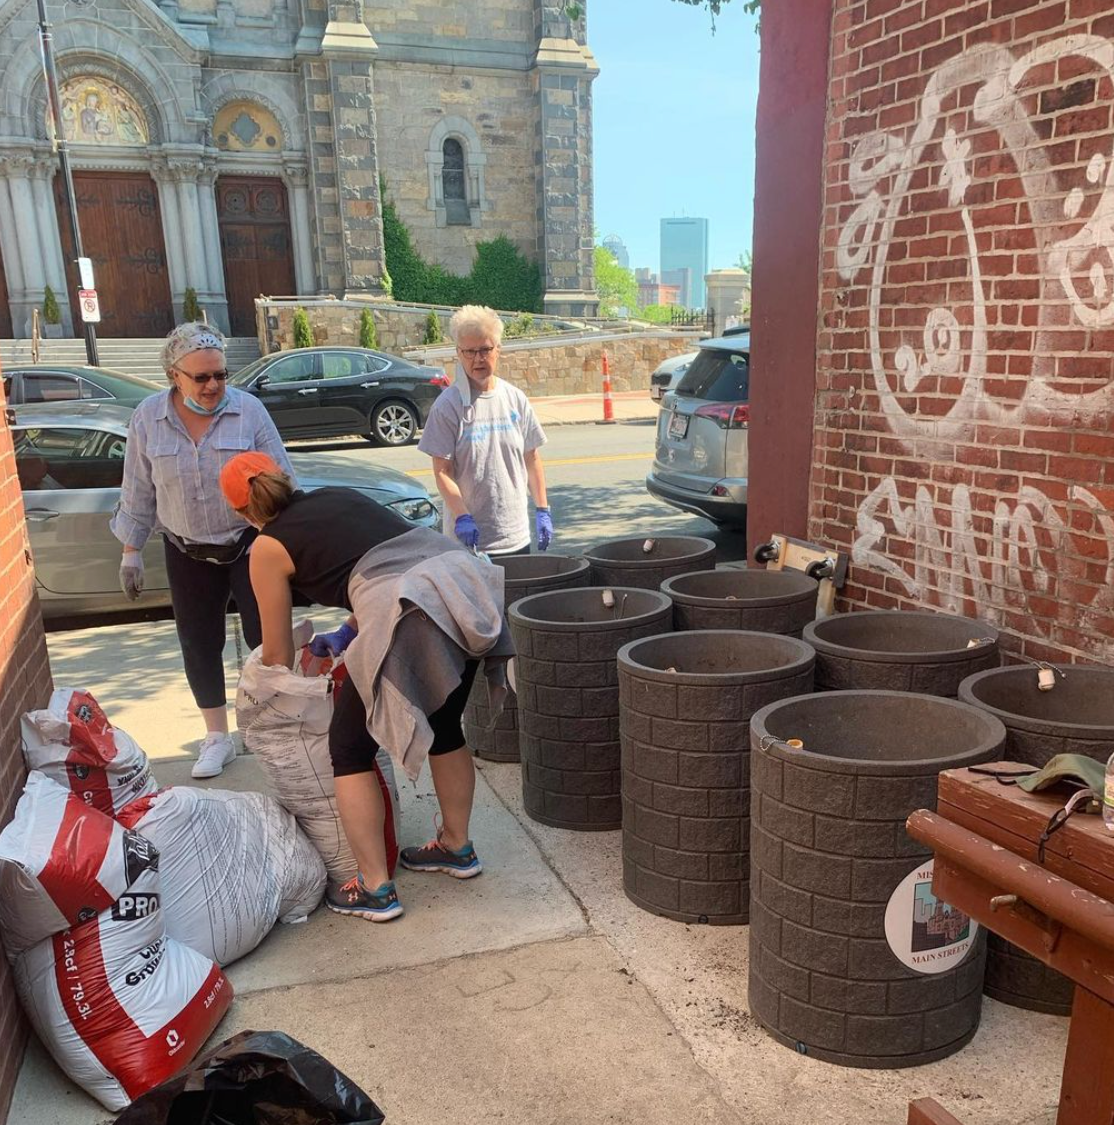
[854,478,1114,651]
[837,35,1114,440]
[836,35,1114,653]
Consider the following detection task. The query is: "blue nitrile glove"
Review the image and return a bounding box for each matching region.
[454,513,480,550]
[309,621,357,658]
[536,507,553,552]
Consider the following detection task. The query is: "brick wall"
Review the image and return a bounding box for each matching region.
[0,370,53,1122]
[812,0,1114,664]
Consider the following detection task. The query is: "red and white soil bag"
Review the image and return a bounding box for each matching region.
[236,621,400,887]
[118,786,326,966]
[0,773,232,1111]
[21,689,157,817]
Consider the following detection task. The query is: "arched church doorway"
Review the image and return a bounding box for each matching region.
[55,171,173,338]
[217,176,296,337]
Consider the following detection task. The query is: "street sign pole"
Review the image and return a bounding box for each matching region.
[36,0,99,366]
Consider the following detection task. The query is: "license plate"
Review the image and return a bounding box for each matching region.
[668,411,689,439]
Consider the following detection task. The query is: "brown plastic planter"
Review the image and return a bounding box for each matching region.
[509,587,673,831]
[661,569,817,637]
[463,555,590,762]
[749,690,1006,1068]
[958,663,1114,1017]
[618,630,815,924]
[584,536,717,591]
[803,610,999,696]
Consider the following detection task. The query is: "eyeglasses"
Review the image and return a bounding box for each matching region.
[174,367,229,385]
[458,346,498,360]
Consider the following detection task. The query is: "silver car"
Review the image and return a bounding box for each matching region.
[646,335,750,527]
[11,401,441,620]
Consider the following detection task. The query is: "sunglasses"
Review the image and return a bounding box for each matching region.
[175,367,229,385]
[458,346,498,360]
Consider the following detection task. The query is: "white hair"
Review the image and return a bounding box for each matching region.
[449,305,504,345]
[161,321,226,379]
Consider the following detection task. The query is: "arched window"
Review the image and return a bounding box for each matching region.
[442,138,470,225]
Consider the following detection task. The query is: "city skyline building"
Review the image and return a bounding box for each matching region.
[602,234,630,269]
[660,217,709,308]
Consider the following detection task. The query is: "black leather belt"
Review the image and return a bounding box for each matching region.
[168,528,255,565]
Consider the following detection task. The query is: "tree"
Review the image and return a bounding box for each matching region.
[634,304,674,325]
[359,307,378,349]
[41,285,61,325]
[183,287,201,322]
[423,310,444,345]
[292,308,314,349]
[594,245,639,319]
[735,251,753,273]
[670,0,760,32]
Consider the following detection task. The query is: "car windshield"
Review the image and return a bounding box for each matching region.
[674,349,749,401]
[229,356,270,386]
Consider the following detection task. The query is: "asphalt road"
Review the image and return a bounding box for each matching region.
[285,418,749,562]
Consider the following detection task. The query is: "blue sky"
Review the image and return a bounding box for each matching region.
[589,0,761,276]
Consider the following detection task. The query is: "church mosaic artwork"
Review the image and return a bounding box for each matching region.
[56,77,148,147]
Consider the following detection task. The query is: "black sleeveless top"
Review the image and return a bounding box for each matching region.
[260,487,412,610]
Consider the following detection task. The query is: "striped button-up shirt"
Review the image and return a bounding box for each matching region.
[111,387,295,549]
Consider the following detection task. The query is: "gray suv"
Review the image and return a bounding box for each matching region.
[645,334,749,527]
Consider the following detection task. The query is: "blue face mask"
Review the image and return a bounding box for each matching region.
[182,393,230,416]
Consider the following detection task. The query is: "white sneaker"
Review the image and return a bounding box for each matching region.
[191,732,237,779]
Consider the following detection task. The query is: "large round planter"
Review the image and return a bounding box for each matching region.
[958,663,1114,1017]
[618,631,815,924]
[463,555,590,762]
[749,690,1006,1068]
[509,587,673,831]
[803,610,999,696]
[584,536,717,591]
[661,569,817,637]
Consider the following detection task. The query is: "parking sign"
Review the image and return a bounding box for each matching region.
[79,289,101,323]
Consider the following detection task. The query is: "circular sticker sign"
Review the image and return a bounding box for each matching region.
[884,859,978,975]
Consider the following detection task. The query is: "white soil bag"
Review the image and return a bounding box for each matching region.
[21,689,157,817]
[117,786,326,966]
[0,774,232,1110]
[236,622,400,886]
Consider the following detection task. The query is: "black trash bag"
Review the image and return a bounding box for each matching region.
[115,1030,385,1125]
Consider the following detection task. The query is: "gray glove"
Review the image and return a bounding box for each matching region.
[120,551,144,601]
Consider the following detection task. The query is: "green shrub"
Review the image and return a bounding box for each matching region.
[381,185,542,312]
[42,285,61,325]
[504,312,536,339]
[292,308,314,349]
[423,310,444,345]
[183,287,201,322]
[359,308,378,349]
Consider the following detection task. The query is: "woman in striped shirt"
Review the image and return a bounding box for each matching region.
[111,322,294,779]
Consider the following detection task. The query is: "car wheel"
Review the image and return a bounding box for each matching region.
[368,400,419,446]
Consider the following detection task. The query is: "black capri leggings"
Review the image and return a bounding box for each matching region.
[329,660,480,778]
[164,536,262,710]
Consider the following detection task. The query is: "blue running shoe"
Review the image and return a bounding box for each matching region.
[326,877,404,921]
[400,832,483,879]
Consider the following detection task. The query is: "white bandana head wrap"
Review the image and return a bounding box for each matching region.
[162,321,227,376]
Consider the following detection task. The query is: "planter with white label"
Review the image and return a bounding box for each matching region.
[749,690,1006,1067]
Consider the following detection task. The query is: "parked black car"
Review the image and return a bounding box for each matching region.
[2,365,160,408]
[229,346,449,445]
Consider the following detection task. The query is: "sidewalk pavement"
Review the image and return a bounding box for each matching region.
[11,620,1066,1125]
[528,388,658,427]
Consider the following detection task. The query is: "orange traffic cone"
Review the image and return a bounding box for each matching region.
[598,351,616,425]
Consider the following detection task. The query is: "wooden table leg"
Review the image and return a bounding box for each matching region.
[1057,987,1114,1125]
[908,1099,965,1125]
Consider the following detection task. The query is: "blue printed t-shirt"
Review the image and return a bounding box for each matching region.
[418,378,546,553]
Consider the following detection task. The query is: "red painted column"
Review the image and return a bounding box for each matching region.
[747,0,833,556]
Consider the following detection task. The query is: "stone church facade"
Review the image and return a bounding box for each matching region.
[0,0,598,339]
